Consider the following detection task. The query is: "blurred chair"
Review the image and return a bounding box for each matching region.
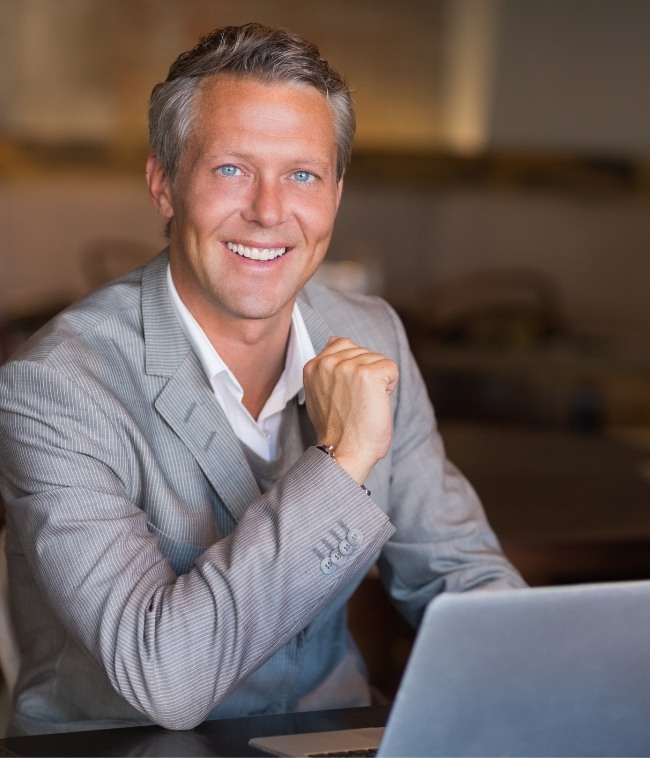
[0,238,155,364]
[0,299,72,364]
[82,237,156,289]
[348,568,415,701]
[396,268,567,426]
[400,267,565,351]
[0,527,19,695]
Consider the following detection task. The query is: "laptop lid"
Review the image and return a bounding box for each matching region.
[251,580,650,757]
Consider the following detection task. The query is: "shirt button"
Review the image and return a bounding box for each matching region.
[338,538,354,556]
[347,529,363,547]
[320,556,337,575]
[330,548,346,566]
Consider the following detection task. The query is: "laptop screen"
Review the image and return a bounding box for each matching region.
[252,580,650,756]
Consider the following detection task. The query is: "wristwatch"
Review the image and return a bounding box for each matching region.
[315,444,371,496]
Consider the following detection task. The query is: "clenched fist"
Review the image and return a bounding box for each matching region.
[303,336,399,485]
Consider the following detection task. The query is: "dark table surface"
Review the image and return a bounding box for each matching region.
[0,704,390,757]
[439,422,650,585]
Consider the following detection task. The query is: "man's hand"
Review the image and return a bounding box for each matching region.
[303,337,399,485]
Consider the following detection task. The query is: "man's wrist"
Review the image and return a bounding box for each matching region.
[314,444,371,496]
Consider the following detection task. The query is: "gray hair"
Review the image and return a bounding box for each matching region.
[148,23,356,182]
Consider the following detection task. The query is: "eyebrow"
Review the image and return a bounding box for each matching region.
[205,151,334,172]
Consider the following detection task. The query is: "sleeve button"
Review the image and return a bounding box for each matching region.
[320,556,337,575]
[338,538,354,556]
[347,529,363,547]
[330,548,346,566]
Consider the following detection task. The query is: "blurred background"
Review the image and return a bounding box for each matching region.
[3,0,650,419]
[3,0,650,704]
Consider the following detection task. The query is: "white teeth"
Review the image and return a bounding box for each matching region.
[226,242,287,260]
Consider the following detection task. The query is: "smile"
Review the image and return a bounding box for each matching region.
[226,242,287,261]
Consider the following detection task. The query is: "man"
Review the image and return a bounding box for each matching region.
[0,23,525,736]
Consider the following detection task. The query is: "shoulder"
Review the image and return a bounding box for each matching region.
[300,278,406,356]
[5,267,145,370]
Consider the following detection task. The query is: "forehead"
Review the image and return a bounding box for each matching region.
[189,74,337,152]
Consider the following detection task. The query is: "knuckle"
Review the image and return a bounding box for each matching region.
[319,353,340,371]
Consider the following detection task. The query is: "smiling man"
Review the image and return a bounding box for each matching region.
[0,23,525,736]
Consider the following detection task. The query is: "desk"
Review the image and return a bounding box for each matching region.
[0,705,390,757]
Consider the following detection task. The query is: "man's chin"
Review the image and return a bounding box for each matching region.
[226,298,296,323]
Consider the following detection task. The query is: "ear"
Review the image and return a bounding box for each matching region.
[335,175,344,211]
[146,153,175,219]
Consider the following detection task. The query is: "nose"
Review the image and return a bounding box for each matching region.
[242,176,285,227]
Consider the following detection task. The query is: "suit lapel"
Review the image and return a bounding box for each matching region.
[155,358,261,523]
[138,255,338,523]
[141,252,260,523]
[297,287,333,354]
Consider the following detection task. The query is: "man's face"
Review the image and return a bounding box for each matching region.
[148,75,343,329]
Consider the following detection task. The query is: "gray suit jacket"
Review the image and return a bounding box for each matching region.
[0,251,525,735]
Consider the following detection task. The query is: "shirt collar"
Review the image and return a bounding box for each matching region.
[166,264,316,406]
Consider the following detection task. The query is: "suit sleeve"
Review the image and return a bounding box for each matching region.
[0,358,394,729]
[375,305,527,627]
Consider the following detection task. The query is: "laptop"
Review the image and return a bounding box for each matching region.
[250,580,650,756]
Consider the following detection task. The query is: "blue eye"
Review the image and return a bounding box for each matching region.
[217,165,240,177]
[293,170,314,183]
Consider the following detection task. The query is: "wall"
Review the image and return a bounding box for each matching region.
[489,0,650,154]
[0,0,444,150]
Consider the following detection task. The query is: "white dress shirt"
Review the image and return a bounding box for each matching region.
[167,265,316,460]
